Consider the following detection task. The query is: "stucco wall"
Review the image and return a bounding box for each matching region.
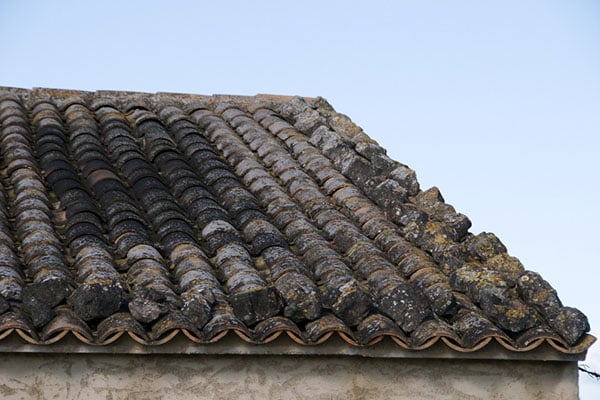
[0,354,578,400]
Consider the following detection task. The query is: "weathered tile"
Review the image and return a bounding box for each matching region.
[0,87,590,355]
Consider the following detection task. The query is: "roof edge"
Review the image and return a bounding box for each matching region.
[0,331,592,361]
[0,86,316,103]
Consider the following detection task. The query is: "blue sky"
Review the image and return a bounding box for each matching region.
[2,0,599,396]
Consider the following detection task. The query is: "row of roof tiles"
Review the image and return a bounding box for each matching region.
[0,86,592,354]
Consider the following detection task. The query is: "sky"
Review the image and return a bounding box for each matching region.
[1,0,599,396]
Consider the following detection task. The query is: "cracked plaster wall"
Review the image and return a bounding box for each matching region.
[0,354,578,399]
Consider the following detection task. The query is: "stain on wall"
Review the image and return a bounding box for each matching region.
[0,354,578,400]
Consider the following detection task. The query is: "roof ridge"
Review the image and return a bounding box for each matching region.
[0,86,316,102]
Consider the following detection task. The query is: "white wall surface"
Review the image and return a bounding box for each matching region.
[0,354,578,400]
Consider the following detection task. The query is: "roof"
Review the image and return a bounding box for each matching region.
[0,86,594,357]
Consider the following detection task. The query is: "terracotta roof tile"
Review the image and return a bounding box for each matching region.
[0,86,594,355]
